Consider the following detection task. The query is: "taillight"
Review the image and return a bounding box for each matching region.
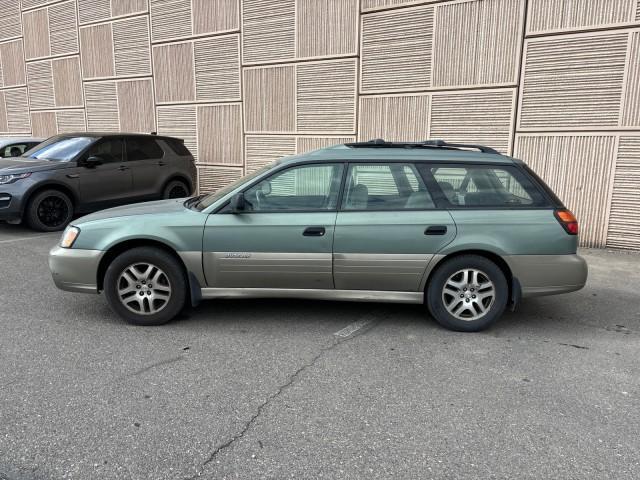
[554,208,578,235]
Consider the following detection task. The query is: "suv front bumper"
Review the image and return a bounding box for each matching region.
[49,246,104,293]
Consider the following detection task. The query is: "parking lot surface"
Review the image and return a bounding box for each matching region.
[0,223,639,479]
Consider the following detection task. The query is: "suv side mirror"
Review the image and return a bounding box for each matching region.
[229,193,246,213]
[83,155,103,167]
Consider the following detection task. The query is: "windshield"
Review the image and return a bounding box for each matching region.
[23,136,94,162]
[195,163,276,211]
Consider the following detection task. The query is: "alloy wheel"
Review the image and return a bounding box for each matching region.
[37,196,69,228]
[441,268,495,321]
[117,263,172,315]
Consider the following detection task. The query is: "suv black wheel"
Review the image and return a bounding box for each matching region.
[163,180,190,199]
[426,255,508,332]
[104,247,187,326]
[26,189,74,232]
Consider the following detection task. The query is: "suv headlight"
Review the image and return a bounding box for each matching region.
[0,172,31,185]
[60,226,80,248]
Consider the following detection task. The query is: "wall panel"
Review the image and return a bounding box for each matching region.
[245,135,296,173]
[116,79,155,133]
[361,0,439,11]
[360,6,433,93]
[153,42,196,103]
[242,0,295,64]
[79,23,115,79]
[198,166,243,194]
[514,135,617,248]
[519,32,628,130]
[622,32,640,127]
[527,0,636,34]
[244,65,296,133]
[432,0,524,88]
[78,0,148,25]
[0,40,26,88]
[296,0,359,59]
[607,136,640,250]
[2,88,31,134]
[157,105,198,159]
[430,89,516,154]
[149,0,192,42]
[359,94,430,141]
[0,0,22,41]
[197,103,243,165]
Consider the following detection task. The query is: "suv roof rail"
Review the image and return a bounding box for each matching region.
[344,138,501,155]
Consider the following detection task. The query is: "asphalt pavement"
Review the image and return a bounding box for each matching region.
[0,222,638,479]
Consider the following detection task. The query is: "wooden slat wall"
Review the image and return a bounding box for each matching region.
[0,0,639,249]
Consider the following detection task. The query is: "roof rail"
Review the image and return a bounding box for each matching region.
[344,138,501,155]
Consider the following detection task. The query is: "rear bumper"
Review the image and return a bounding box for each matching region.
[49,246,103,293]
[504,254,588,298]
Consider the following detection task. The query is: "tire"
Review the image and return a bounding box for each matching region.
[26,189,74,232]
[104,247,187,326]
[426,255,508,332]
[162,179,190,199]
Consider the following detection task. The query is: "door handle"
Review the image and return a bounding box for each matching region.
[158,161,166,166]
[118,165,130,171]
[425,225,447,235]
[303,226,326,237]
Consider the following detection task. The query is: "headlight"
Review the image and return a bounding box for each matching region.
[0,172,31,185]
[60,226,80,248]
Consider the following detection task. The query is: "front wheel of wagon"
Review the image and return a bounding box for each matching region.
[104,247,187,326]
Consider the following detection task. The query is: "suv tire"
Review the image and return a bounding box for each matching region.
[104,247,187,326]
[163,179,190,199]
[26,189,74,232]
[426,255,508,332]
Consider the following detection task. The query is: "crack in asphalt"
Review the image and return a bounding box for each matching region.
[185,312,381,479]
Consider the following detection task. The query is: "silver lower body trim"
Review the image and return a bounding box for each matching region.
[200,288,424,304]
[49,246,104,294]
[503,254,588,298]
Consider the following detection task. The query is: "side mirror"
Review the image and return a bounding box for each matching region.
[83,155,103,167]
[229,193,246,213]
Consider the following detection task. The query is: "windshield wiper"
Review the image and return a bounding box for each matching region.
[184,194,206,210]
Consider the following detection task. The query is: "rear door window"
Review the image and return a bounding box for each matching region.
[342,163,435,210]
[126,138,164,161]
[428,165,546,207]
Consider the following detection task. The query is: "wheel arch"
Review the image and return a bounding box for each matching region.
[424,249,518,306]
[23,182,78,213]
[162,175,194,196]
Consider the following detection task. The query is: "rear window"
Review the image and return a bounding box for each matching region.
[126,138,164,161]
[164,138,192,157]
[427,165,547,207]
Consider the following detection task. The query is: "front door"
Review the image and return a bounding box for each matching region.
[78,138,133,207]
[203,163,345,289]
[333,162,456,292]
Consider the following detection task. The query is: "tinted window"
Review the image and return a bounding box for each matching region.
[127,138,164,161]
[430,166,545,207]
[2,144,30,157]
[243,164,344,212]
[24,136,94,162]
[164,138,191,156]
[85,139,124,164]
[342,163,434,210]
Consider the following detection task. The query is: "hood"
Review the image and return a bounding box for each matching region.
[0,158,71,174]
[76,198,189,224]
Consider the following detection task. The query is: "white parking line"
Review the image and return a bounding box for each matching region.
[0,233,58,244]
[334,319,372,338]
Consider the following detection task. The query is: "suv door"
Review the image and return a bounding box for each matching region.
[78,138,133,207]
[333,163,456,292]
[126,137,167,198]
[202,163,344,289]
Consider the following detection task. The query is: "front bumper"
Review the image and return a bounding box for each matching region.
[49,245,104,293]
[504,254,588,298]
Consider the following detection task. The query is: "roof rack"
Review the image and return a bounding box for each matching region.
[344,138,501,155]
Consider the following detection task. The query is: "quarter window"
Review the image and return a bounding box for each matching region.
[342,163,435,210]
[243,164,344,212]
[127,138,164,161]
[430,166,545,207]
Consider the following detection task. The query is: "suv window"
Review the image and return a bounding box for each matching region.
[342,163,434,210]
[84,139,124,164]
[243,164,344,212]
[127,138,164,161]
[1,144,30,157]
[164,138,191,156]
[429,165,545,207]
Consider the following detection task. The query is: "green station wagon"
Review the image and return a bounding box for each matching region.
[49,140,587,332]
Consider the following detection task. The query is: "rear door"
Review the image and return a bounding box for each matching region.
[202,163,344,289]
[78,137,133,206]
[126,137,167,198]
[333,162,456,292]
